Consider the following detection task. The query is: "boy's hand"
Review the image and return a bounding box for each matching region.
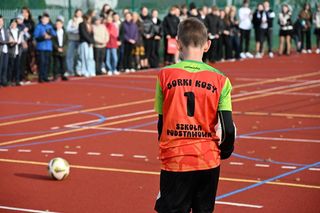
[166,35,171,39]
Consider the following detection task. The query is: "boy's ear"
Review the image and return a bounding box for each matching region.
[176,40,183,52]
[203,40,211,53]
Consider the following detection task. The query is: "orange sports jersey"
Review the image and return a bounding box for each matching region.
[154,60,232,172]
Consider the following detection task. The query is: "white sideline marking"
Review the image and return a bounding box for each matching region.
[87,152,101,156]
[281,166,297,170]
[110,153,124,157]
[41,150,54,154]
[0,149,9,152]
[65,109,154,127]
[229,162,244,166]
[309,168,320,171]
[0,205,59,213]
[255,164,270,168]
[133,155,147,159]
[17,149,31,153]
[85,126,157,134]
[64,151,77,155]
[239,135,320,144]
[50,126,60,130]
[215,201,263,208]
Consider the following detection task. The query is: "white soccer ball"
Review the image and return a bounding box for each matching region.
[48,157,70,181]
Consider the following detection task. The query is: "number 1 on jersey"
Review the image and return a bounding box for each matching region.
[184,92,195,117]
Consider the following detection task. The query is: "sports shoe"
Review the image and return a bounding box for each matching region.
[269,52,274,58]
[316,49,320,54]
[114,70,120,75]
[307,49,312,54]
[101,67,107,74]
[240,52,246,59]
[255,53,262,58]
[245,52,254,58]
[301,49,307,54]
[125,69,130,73]
[107,71,113,76]
[130,68,136,73]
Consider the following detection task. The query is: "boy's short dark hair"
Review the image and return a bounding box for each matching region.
[177,18,208,48]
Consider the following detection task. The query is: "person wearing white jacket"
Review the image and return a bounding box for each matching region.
[238,0,253,59]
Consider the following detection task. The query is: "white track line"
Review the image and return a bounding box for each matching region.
[17,149,31,153]
[41,150,55,154]
[229,162,244,166]
[0,205,59,213]
[64,151,77,155]
[255,164,270,168]
[215,201,263,208]
[0,149,9,152]
[65,109,154,127]
[309,168,320,171]
[281,166,297,170]
[133,155,147,159]
[238,135,320,144]
[110,153,124,157]
[233,80,320,98]
[87,152,101,156]
[84,126,157,134]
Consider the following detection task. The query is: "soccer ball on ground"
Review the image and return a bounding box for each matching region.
[48,157,70,181]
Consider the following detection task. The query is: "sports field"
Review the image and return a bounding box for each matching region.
[0,54,319,213]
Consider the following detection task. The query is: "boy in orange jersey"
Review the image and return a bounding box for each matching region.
[154,18,236,213]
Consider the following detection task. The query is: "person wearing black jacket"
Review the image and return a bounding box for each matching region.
[204,6,221,62]
[140,6,153,69]
[162,5,180,65]
[150,9,162,68]
[259,1,275,58]
[252,3,263,58]
[220,10,233,60]
[76,14,95,77]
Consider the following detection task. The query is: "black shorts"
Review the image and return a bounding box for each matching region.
[155,167,220,213]
[279,29,292,37]
[254,28,261,42]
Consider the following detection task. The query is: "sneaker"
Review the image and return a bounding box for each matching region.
[62,76,69,81]
[255,53,262,58]
[130,68,136,73]
[114,70,120,75]
[240,52,246,59]
[101,67,107,74]
[301,49,307,54]
[245,52,254,58]
[307,49,312,54]
[269,52,274,58]
[316,49,320,54]
[125,69,130,73]
[107,71,113,76]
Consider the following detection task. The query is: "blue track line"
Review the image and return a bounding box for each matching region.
[216,161,320,201]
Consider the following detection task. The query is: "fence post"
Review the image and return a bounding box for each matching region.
[68,0,72,20]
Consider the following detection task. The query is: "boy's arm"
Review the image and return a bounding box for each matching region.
[154,78,163,141]
[218,78,235,159]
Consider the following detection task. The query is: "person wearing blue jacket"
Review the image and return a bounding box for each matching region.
[34,13,56,82]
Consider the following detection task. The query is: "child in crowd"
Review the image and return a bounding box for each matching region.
[52,16,68,81]
[105,15,120,75]
[313,4,320,54]
[0,15,10,87]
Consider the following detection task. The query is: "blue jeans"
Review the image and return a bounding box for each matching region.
[105,48,118,72]
[76,42,95,77]
[37,51,51,81]
[66,40,80,75]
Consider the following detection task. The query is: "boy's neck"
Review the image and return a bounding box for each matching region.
[181,47,204,62]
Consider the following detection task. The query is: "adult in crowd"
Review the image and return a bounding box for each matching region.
[93,16,109,75]
[34,13,56,83]
[77,13,95,77]
[52,16,68,81]
[66,9,83,76]
[299,3,313,53]
[105,15,120,75]
[238,0,253,59]
[162,5,180,65]
[220,9,233,61]
[0,15,10,87]
[150,9,162,68]
[140,6,153,69]
[229,6,241,60]
[120,12,138,72]
[259,0,275,58]
[205,6,221,62]
[252,3,263,58]
[8,18,23,86]
[100,4,111,18]
[278,4,293,56]
[132,12,144,71]
[314,4,320,54]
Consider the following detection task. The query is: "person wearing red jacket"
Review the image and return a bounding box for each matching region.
[105,15,119,75]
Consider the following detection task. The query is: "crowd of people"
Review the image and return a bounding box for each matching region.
[0,1,319,87]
